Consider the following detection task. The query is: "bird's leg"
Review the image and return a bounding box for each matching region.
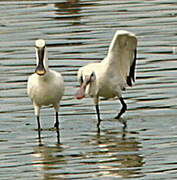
[94,97,102,132]
[115,97,127,122]
[95,104,101,132]
[37,115,42,145]
[54,112,60,144]
[34,105,42,145]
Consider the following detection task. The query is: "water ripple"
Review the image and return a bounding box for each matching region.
[0,0,177,179]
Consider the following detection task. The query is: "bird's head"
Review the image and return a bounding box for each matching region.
[35,39,48,76]
[75,71,96,99]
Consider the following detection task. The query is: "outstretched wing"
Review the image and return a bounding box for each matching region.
[107,30,137,86]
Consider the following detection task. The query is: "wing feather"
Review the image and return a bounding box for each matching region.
[107,30,137,86]
[127,49,137,86]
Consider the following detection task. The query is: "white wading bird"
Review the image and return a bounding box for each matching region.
[75,30,137,130]
[27,39,64,144]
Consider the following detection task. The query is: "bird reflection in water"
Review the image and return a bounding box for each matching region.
[81,129,144,179]
[32,145,66,180]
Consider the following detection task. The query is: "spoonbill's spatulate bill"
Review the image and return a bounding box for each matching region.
[75,30,137,130]
[27,39,64,144]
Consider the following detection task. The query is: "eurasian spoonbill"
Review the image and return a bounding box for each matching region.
[27,39,64,144]
[75,30,137,130]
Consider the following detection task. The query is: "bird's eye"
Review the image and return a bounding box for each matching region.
[90,72,96,81]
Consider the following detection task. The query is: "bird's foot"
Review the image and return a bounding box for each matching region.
[114,114,121,119]
[123,121,127,129]
[114,116,127,129]
[54,122,59,129]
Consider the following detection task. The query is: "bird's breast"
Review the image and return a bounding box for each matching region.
[28,75,64,106]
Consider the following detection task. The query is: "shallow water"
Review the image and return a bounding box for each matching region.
[1,0,177,179]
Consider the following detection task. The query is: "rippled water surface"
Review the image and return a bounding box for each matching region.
[1,0,177,179]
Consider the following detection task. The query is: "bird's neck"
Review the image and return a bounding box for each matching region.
[103,52,120,67]
[43,51,49,71]
[36,50,49,71]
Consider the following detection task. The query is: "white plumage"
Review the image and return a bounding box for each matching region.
[27,39,64,144]
[75,30,137,129]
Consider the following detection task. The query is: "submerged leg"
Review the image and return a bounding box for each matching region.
[94,97,101,132]
[37,115,42,144]
[54,111,60,144]
[34,104,42,145]
[115,97,127,120]
[54,104,60,144]
[95,104,101,131]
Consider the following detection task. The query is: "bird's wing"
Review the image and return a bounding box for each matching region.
[27,75,34,99]
[107,30,137,86]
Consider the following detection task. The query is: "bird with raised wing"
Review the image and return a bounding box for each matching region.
[27,39,64,144]
[75,30,137,130]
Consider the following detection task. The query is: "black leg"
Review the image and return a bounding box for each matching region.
[54,112,60,144]
[37,115,42,144]
[115,97,127,119]
[95,104,101,132]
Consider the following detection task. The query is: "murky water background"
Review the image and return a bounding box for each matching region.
[1,0,177,179]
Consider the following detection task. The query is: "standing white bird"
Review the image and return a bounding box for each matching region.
[75,30,137,130]
[27,39,64,144]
